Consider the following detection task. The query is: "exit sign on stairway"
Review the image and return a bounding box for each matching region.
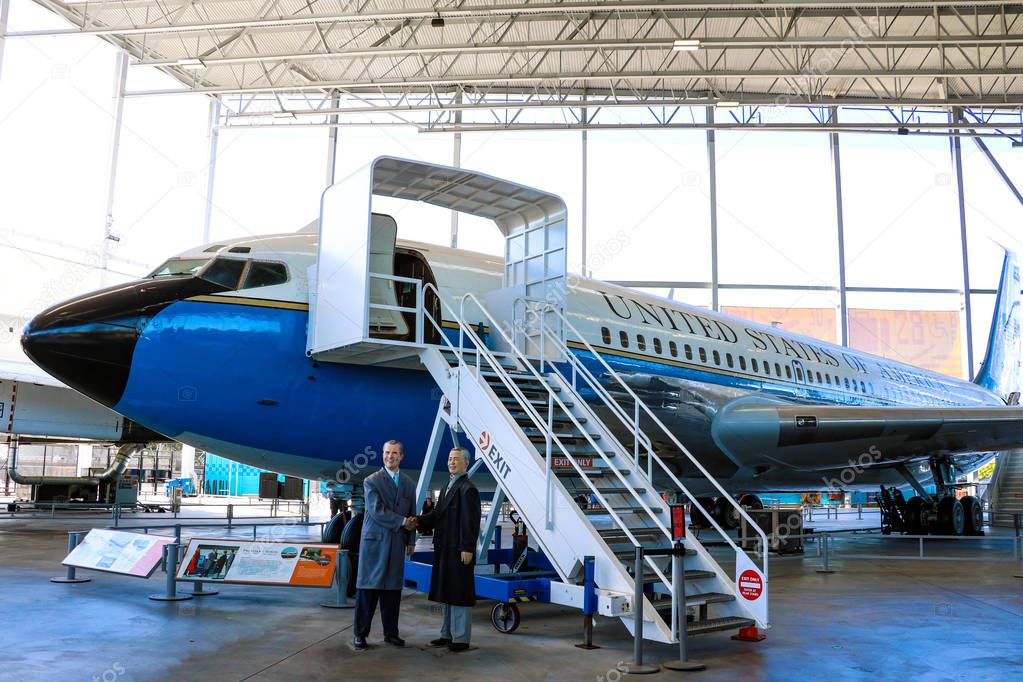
[552,456,592,469]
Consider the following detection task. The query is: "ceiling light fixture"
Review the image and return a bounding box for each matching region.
[176,58,206,71]
[715,100,740,109]
[672,39,701,51]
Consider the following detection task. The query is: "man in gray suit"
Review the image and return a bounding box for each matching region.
[353,440,417,650]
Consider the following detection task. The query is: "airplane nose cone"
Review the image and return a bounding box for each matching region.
[21,283,144,408]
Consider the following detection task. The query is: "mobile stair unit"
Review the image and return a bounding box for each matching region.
[308,157,769,643]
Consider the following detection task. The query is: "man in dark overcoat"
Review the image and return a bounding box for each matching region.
[353,439,417,650]
[416,447,481,652]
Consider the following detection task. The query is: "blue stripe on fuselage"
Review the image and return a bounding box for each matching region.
[115,300,452,474]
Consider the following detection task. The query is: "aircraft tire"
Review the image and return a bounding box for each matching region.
[690,497,715,528]
[713,496,740,530]
[904,496,925,534]
[738,494,764,510]
[936,496,965,536]
[960,495,983,536]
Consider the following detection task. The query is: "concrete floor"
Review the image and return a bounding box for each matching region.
[2,507,1022,682]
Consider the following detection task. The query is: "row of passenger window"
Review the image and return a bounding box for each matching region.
[600,326,872,394]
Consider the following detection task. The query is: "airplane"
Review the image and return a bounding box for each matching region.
[16,161,1023,539]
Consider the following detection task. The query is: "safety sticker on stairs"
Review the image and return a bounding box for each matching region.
[734,550,767,625]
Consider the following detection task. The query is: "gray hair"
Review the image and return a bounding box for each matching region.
[450,447,471,464]
[383,439,404,454]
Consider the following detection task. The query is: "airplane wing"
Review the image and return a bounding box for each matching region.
[0,359,165,442]
[0,358,65,388]
[711,396,1022,471]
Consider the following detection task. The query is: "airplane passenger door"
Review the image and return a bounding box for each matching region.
[366,214,409,339]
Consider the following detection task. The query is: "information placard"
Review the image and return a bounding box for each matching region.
[62,529,173,578]
[176,538,337,587]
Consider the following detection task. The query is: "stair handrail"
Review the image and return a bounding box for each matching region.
[418,284,674,587]
[537,304,769,577]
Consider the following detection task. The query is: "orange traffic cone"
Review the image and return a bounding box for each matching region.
[731,626,766,642]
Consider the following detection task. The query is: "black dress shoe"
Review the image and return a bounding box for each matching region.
[447,642,470,652]
[429,637,452,647]
[384,636,405,647]
[353,637,368,651]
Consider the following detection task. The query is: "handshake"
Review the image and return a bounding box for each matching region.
[403,516,419,531]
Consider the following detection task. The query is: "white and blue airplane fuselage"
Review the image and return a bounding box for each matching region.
[19,226,1022,500]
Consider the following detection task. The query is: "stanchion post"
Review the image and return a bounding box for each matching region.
[149,544,192,601]
[1015,535,1023,579]
[576,555,600,650]
[816,534,834,574]
[663,541,705,671]
[617,545,658,675]
[51,531,92,584]
[321,548,354,609]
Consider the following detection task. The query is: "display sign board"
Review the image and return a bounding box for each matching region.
[176,538,337,587]
[734,550,768,626]
[670,504,686,540]
[62,529,173,578]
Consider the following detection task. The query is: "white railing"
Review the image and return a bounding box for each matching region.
[419,283,675,589]
[367,272,424,344]
[525,300,769,579]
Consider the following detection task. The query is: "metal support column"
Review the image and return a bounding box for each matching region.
[581,105,589,277]
[950,108,975,379]
[100,51,128,286]
[706,106,720,311]
[449,92,463,249]
[477,486,506,559]
[324,90,340,187]
[0,0,10,84]
[830,107,849,347]
[202,96,222,244]
[415,401,447,510]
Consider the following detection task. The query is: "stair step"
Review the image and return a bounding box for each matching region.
[566,486,648,495]
[654,592,735,611]
[586,505,663,515]
[615,547,695,559]
[686,616,756,636]
[513,413,586,426]
[598,528,664,539]
[500,395,574,409]
[526,431,601,442]
[486,377,562,393]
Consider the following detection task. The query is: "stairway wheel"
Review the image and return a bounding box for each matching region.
[491,602,521,633]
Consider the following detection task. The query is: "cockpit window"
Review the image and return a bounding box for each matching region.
[148,256,289,291]
[147,253,288,290]
[150,258,209,278]
[202,258,247,289]
[242,261,288,290]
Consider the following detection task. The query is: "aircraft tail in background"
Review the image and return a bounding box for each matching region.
[975,250,1022,403]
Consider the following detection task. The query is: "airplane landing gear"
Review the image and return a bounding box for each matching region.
[878,457,984,536]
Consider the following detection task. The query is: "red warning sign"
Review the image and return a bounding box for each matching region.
[737,569,763,601]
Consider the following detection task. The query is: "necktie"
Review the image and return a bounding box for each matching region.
[392,472,399,487]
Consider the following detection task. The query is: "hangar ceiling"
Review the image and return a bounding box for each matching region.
[17,1,1023,130]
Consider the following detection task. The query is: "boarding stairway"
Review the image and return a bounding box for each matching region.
[418,288,768,643]
[991,449,1023,527]
[307,155,768,645]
